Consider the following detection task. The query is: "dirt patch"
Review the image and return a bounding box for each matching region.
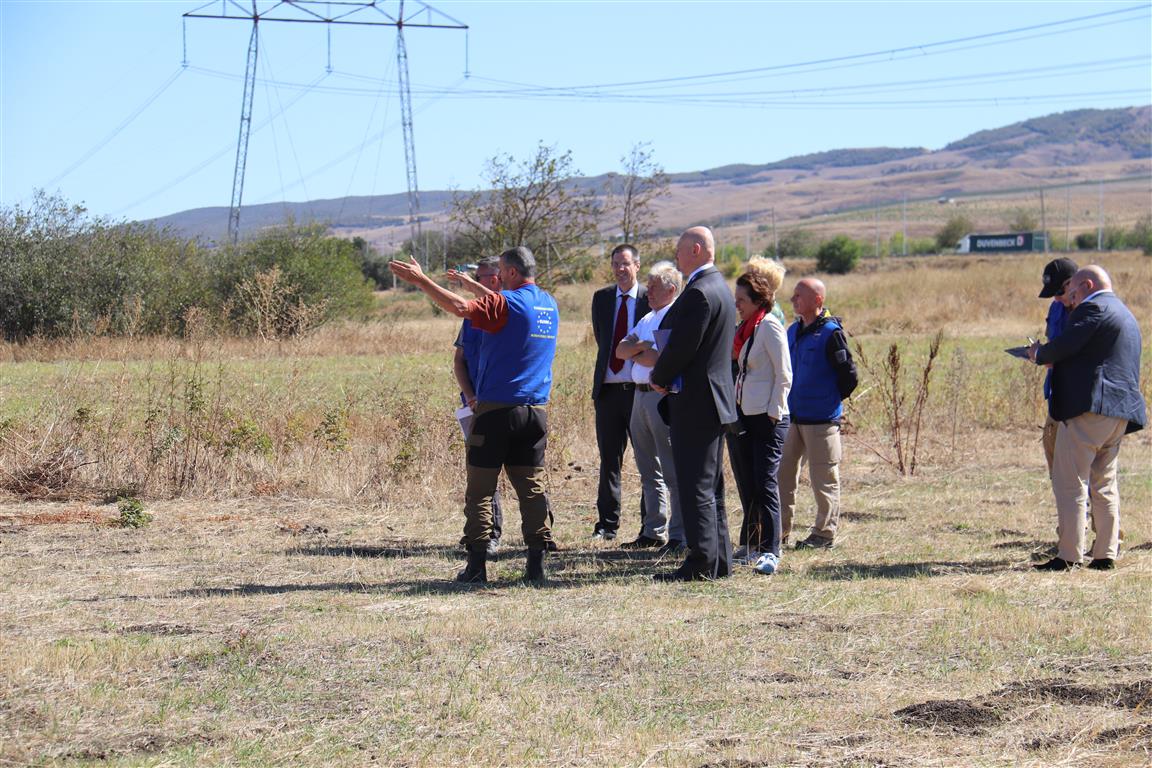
[60,733,214,761]
[990,678,1152,709]
[841,510,906,522]
[893,699,1004,733]
[1129,542,1152,551]
[23,505,112,526]
[119,623,202,637]
[1095,721,1152,749]
[996,528,1028,536]
[763,615,853,632]
[991,539,1051,550]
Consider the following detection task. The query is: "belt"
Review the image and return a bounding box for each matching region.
[603,382,635,390]
[637,383,656,392]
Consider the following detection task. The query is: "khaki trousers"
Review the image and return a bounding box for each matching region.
[464,464,552,548]
[1042,414,1060,478]
[1051,412,1127,562]
[779,422,842,543]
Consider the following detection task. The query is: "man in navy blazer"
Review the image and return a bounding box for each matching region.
[590,245,650,542]
[1030,265,1146,571]
[650,226,737,581]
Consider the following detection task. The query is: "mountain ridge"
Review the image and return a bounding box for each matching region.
[146,105,1151,245]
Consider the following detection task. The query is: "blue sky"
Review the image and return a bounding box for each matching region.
[2,0,1150,223]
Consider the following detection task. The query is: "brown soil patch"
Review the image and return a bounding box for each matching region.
[894,699,1004,733]
[24,505,111,525]
[119,623,202,637]
[990,678,1152,709]
[1095,721,1152,750]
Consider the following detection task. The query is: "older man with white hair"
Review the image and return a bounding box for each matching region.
[1030,265,1145,571]
[615,261,685,551]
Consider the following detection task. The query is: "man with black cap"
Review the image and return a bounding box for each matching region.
[1037,257,1078,474]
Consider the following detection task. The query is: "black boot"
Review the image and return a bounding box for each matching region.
[457,547,487,584]
[524,547,546,584]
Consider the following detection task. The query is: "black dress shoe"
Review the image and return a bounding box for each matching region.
[1087,558,1115,570]
[620,535,663,549]
[591,528,617,542]
[1033,557,1077,572]
[657,540,686,555]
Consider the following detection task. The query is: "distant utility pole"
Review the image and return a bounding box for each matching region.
[1097,181,1104,251]
[770,207,778,256]
[1065,188,1071,253]
[182,0,467,248]
[1039,187,1049,253]
[873,199,879,260]
[901,193,908,256]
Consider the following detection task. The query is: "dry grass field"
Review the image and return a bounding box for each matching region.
[2,252,1150,767]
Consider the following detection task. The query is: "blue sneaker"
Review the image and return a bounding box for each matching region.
[753,552,779,575]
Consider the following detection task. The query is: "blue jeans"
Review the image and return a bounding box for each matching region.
[726,411,789,557]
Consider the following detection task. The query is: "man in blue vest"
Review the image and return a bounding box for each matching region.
[389,247,560,584]
[779,278,858,550]
[1029,265,1145,571]
[448,256,504,556]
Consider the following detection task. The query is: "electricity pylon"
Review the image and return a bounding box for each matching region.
[183,0,467,247]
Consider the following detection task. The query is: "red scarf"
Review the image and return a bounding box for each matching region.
[732,307,768,360]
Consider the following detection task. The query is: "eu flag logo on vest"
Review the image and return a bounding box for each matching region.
[532,305,557,340]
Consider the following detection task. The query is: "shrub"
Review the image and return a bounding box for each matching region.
[215,224,375,331]
[1074,232,1097,250]
[815,236,862,274]
[935,215,974,252]
[772,229,816,260]
[115,497,152,529]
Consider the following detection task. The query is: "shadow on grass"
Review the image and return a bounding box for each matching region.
[289,542,460,559]
[806,558,1017,580]
[171,550,695,598]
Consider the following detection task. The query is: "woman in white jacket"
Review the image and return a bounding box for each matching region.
[728,258,792,575]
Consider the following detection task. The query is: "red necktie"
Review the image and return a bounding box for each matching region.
[609,294,629,373]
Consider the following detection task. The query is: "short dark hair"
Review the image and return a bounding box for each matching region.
[736,271,776,313]
[500,246,536,278]
[476,256,500,271]
[611,244,638,262]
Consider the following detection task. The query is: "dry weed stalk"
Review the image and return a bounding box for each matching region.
[854,330,943,475]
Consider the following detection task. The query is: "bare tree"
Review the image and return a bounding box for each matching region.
[608,142,670,243]
[449,143,601,266]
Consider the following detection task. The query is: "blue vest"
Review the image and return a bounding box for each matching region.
[475,283,559,405]
[458,320,484,386]
[787,315,843,422]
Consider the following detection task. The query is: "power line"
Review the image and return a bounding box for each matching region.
[42,67,186,189]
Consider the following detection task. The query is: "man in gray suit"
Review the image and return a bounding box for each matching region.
[1029,265,1146,571]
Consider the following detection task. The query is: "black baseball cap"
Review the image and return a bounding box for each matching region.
[1039,258,1077,298]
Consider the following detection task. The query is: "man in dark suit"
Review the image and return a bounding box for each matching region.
[650,227,738,581]
[1030,265,1145,571]
[590,244,650,542]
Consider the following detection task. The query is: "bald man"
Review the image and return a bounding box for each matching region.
[779,278,858,550]
[1029,265,1145,571]
[649,226,738,581]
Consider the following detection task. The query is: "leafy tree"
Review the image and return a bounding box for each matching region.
[935,215,974,251]
[449,143,601,274]
[606,142,670,243]
[1074,232,1097,251]
[768,229,817,260]
[815,236,862,274]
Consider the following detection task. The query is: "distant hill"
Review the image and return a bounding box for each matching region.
[146,105,1151,246]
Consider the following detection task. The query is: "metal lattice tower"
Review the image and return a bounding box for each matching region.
[183,0,467,248]
[395,17,421,252]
